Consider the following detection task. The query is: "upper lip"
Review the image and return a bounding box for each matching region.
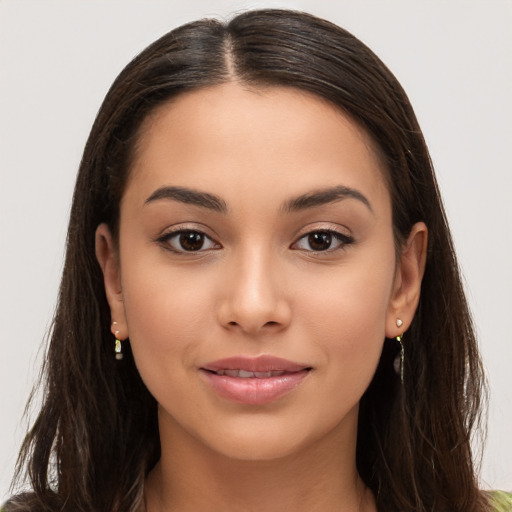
[201,355,311,373]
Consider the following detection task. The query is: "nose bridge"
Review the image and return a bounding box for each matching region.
[219,242,290,333]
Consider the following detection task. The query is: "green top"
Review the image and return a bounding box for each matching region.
[491,490,512,511]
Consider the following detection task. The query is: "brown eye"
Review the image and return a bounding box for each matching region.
[293,230,354,252]
[158,230,219,253]
[308,232,333,251]
[179,231,205,251]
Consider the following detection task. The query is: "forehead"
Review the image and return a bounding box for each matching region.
[126,82,389,211]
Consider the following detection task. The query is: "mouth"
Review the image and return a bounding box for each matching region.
[206,369,291,378]
[200,356,312,405]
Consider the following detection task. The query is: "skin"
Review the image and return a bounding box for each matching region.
[96,83,427,512]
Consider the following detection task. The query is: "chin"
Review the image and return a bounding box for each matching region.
[209,432,308,462]
[195,409,353,463]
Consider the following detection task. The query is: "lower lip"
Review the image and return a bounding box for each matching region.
[200,370,310,405]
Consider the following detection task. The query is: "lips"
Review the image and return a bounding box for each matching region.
[200,356,311,405]
[214,369,287,378]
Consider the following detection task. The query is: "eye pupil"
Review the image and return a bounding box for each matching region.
[179,231,204,251]
[308,232,332,251]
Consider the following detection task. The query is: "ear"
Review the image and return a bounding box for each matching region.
[386,222,428,338]
[95,223,128,339]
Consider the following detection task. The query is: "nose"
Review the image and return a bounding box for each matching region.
[217,248,292,335]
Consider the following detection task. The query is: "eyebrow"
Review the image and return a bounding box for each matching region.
[144,184,372,215]
[145,186,228,213]
[282,185,373,214]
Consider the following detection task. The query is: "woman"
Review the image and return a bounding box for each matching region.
[4,9,511,512]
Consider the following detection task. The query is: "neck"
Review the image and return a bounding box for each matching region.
[144,407,376,512]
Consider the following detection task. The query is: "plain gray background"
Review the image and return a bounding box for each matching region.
[1,0,511,500]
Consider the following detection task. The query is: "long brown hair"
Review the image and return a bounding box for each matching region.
[7,9,489,512]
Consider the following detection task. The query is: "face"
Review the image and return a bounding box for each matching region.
[97,83,425,462]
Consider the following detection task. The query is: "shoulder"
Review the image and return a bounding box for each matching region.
[489,490,512,511]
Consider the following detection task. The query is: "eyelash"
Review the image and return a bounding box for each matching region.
[292,229,354,253]
[156,229,220,254]
[156,228,354,254]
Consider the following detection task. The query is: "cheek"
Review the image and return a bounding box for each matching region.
[119,257,216,390]
[297,252,395,383]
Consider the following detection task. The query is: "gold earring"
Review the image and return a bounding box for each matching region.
[112,321,123,360]
[394,319,404,382]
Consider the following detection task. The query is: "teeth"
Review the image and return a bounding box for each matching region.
[255,370,286,377]
[215,369,288,378]
[254,371,272,378]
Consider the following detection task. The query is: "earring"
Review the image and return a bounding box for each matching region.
[112,321,123,360]
[393,318,404,382]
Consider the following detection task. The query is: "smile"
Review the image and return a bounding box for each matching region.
[212,369,287,378]
[200,356,312,405]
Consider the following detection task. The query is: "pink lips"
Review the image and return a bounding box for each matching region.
[200,356,311,405]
